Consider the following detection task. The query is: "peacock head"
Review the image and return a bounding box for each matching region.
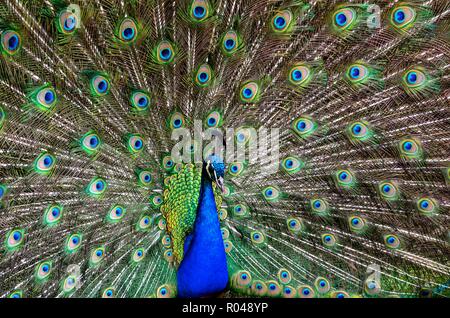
[205,154,225,192]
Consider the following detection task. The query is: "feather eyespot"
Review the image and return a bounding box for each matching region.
[90,246,106,266]
[57,9,78,34]
[271,10,294,33]
[384,234,401,249]
[126,134,144,154]
[1,30,21,55]
[288,64,311,87]
[117,18,138,43]
[278,268,292,284]
[35,261,52,282]
[315,277,331,294]
[390,5,416,29]
[221,31,242,56]
[90,75,110,96]
[80,130,101,155]
[130,91,151,112]
[321,233,337,248]
[132,248,145,263]
[298,285,315,298]
[65,233,82,254]
[154,41,176,64]
[102,287,115,298]
[5,229,25,251]
[417,197,438,216]
[292,116,317,139]
[86,177,107,197]
[106,205,126,223]
[43,204,63,226]
[34,152,56,175]
[333,8,357,30]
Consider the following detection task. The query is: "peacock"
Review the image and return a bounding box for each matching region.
[0,0,449,299]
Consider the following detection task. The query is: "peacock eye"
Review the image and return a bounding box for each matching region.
[118,18,138,43]
[1,30,21,55]
[80,131,101,155]
[132,248,145,263]
[403,69,426,88]
[169,112,186,130]
[102,287,115,298]
[58,10,78,34]
[31,85,58,111]
[322,233,337,247]
[288,64,311,86]
[90,75,110,96]
[391,6,416,29]
[34,152,56,175]
[190,0,211,21]
[292,116,317,139]
[315,277,331,294]
[137,170,152,186]
[335,169,356,188]
[239,81,260,103]
[157,284,174,298]
[65,233,82,254]
[204,110,222,128]
[0,184,7,201]
[228,162,245,177]
[5,229,25,250]
[399,138,422,159]
[252,280,267,296]
[136,215,152,231]
[277,268,292,284]
[311,198,329,215]
[347,121,373,142]
[150,194,163,208]
[417,197,438,216]
[35,261,52,282]
[384,234,401,249]
[281,156,304,174]
[9,290,23,298]
[286,217,304,234]
[43,204,63,226]
[221,30,241,55]
[262,185,281,202]
[378,181,399,201]
[266,280,281,296]
[126,134,144,154]
[90,246,106,266]
[195,64,213,87]
[221,227,230,240]
[130,91,150,112]
[164,249,174,262]
[224,240,233,253]
[162,234,172,248]
[271,10,293,33]
[106,204,126,223]
[348,216,366,233]
[298,285,315,298]
[332,291,349,298]
[346,64,368,83]
[250,230,265,245]
[62,275,77,294]
[233,203,248,218]
[333,7,357,29]
[155,40,176,64]
[0,106,5,130]
[235,270,252,287]
[86,177,107,197]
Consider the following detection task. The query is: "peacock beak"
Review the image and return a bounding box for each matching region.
[216,175,225,193]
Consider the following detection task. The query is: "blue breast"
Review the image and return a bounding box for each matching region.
[176,175,229,298]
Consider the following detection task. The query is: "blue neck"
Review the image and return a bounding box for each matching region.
[176,172,229,298]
